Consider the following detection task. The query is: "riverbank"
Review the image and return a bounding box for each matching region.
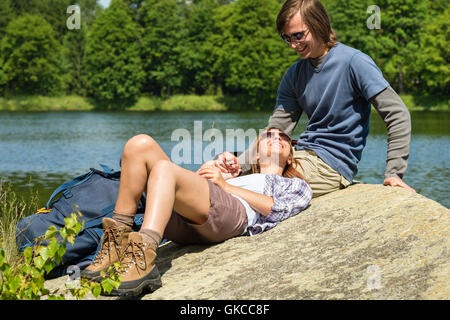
[0,93,448,112]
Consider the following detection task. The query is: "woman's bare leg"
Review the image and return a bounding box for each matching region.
[110,160,211,295]
[114,134,170,215]
[140,160,210,236]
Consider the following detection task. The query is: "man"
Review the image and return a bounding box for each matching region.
[214,0,415,197]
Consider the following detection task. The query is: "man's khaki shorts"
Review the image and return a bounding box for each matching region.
[293,149,350,198]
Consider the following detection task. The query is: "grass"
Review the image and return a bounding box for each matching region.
[128,95,228,111]
[0,93,448,112]
[0,95,94,111]
[399,94,449,111]
[0,182,39,269]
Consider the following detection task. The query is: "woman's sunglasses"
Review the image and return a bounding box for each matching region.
[260,131,291,143]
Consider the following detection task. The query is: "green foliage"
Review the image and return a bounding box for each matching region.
[0,205,121,300]
[323,0,448,96]
[63,26,88,97]
[84,0,144,109]
[0,95,94,111]
[139,0,184,96]
[0,0,448,106]
[9,0,73,41]
[371,0,428,93]
[177,0,221,95]
[0,14,65,96]
[210,0,298,107]
[0,0,14,42]
[160,95,227,111]
[0,182,39,268]
[415,6,449,95]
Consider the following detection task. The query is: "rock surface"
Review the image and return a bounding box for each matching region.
[45,183,449,300]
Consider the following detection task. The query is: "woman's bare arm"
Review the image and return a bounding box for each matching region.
[197,167,273,216]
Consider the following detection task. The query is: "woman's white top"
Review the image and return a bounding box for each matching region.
[226,173,312,235]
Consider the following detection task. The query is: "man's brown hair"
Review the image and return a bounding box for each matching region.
[276,0,338,49]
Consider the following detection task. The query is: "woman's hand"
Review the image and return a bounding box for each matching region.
[215,152,242,178]
[196,160,216,171]
[197,167,228,190]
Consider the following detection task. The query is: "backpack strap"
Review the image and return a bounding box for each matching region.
[82,204,115,231]
[45,164,118,210]
[46,171,94,209]
[99,163,115,174]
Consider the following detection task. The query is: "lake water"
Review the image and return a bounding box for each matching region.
[0,110,449,209]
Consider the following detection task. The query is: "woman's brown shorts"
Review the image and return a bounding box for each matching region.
[163,180,248,244]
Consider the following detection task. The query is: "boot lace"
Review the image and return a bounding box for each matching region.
[119,240,148,274]
[92,227,122,266]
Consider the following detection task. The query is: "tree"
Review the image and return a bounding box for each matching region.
[9,0,73,43]
[62,0,101,96]
[177,0,221,95]
[324,0,429,94]
[321,0,374,55]
[415,5,449,95]
[211,0,298,107]
[0,15,65,95]
[0,0,14,93]
[77,0,103,27]
[84,0,144,109]
[63,26,88,96]
[139,0,184,96]
[0,0,14,42]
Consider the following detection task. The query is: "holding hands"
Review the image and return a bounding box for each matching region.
[214,152,242,178]
[196,152,242,189]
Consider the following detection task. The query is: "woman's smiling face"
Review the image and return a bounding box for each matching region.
[257,128,292,168]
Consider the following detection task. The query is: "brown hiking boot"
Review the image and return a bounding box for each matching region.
[108,232,162,297]
[81,218,131,281]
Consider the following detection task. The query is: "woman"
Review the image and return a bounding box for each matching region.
[81,128,312,297]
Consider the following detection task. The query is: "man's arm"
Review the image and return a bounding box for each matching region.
[267,106,302,136]
[369,86,415,192]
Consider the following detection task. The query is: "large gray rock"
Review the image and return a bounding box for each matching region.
[45,183,449,300]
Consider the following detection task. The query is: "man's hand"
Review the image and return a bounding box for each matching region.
[197,167,228,190]
[383,177,416,192]
[215,152,242,178]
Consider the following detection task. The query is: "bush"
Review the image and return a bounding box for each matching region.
[0,186,121,300]
[0,14,65,96]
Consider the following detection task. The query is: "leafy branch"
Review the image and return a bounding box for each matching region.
[0,207,121,300]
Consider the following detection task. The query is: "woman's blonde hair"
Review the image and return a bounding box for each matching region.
[250,128,307,181]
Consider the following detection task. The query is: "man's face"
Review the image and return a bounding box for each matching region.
[282,11,326,59]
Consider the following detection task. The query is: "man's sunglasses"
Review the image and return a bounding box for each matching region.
[280,30,308,45]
